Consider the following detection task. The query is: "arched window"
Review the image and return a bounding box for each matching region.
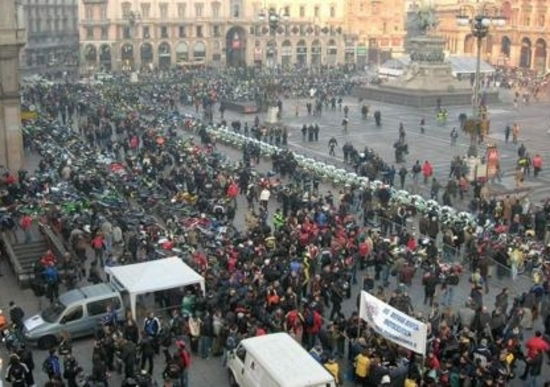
[176,42,188,62]
[500,36,511,57]
[193,41,206,59]
[520,37,532,68]
[84,44,97,62]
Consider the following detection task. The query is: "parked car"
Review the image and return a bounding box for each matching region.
[23,283,124,349]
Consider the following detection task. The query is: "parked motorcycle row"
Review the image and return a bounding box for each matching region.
[201,125,478,232]
[19,112,244,274]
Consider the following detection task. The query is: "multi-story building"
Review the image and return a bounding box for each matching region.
[436,0,550,73]
[0,0,26,170]
[345,0,407,64]
[20,0,79,78]
[78,0,358,73]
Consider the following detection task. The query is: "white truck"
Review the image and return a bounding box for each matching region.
[227,332,336,387]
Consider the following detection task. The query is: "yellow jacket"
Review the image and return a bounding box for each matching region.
[354,354,371,378]
[404,378,418,387]
[324,361,340,384]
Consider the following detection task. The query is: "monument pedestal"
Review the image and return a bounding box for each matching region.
[354,35,498,108]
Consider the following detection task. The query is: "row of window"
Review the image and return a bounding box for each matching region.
[85,23,343,41]
[85,4,107,19]
[116,2,337,20]
[86,44,342,62]
[28,17,77,34]
[119,2,226,19]
[26,0,76,4]
[86,24,218,40]
[26,5,76,18]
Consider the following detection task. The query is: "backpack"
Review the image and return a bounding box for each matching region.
[167,361,182,378]
[305,311,315,327]
[179,349,191,369]
[225,334,237,350]
[9,362,25,382]
[144,318,157,336]
[42,357,54,375]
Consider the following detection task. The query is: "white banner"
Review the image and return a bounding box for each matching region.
[359,291,427,355]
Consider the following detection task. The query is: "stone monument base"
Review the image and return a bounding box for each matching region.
[353,85,499,108]
[356,35,500,108]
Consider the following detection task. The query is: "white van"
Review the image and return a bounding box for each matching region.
[227,333,336,387]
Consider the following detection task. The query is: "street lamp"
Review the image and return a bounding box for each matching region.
[257,8,289,123]
[258,7,289,35]
[456,11,505,156]
[125,10,141,71]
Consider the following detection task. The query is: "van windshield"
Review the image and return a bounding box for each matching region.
[41,301,66,322]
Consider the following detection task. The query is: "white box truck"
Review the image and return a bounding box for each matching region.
[227,332,336,387]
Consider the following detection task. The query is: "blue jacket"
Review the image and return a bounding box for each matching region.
[42,266,59,284]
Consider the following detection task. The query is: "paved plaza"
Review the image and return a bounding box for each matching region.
[207,92,550,207]
[1,92,549,386]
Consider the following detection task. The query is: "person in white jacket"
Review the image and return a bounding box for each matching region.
[259,188,270,210]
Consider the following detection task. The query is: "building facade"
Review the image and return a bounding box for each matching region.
[345,0,407,64]
[436,0,550,73]
[0,0,26,170]
[20,0,79,78]
[78,0,360,73]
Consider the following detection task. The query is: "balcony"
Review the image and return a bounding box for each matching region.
[80,19,111,27]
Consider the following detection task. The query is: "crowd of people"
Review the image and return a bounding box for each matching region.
[0,68,549,387]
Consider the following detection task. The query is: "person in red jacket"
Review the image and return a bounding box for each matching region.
[426,351,440,370]
[520,331,550,380]
[40,249,56,267]
[176,340,191,387]
[304,308,322,350]
[422,160,433,184]
[3,172,16,185]
[90,232,105,266]
[532,154,543,177]
[226,180,239,208]
[19,214,33,243]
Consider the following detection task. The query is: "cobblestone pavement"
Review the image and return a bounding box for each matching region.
[208,93,550,208]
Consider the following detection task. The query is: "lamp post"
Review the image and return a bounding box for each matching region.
[257,7,288,123]
[125,10,141,71]
[456,11,505,156]
[258,7,288,36]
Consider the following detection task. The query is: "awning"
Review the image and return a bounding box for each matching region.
[379,55,494,77]
[106,257,205,320]
[447,56,495,75]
